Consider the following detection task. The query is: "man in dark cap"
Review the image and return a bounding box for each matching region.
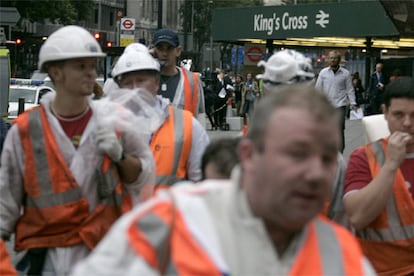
[151,28,206,126]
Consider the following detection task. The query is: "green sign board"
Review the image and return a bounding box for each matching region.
[212,1,399,41]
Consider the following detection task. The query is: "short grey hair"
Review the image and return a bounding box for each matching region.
[247,84,339,152]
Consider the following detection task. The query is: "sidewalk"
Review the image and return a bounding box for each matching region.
[207,118,366,162]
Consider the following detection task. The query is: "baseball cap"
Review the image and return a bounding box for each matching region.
[152,28,179,47]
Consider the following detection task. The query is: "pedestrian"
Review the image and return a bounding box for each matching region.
[201,137,240,180]
[202,75,219,130]
[367,61,387,115]
[108,45,209,189]
[71,85,375,276]
[343,76,414,275]
[241,72,258,117]
[0,25,155,275]
[257,49,349,227]
[352,72,366,107]
[213,69,232,130]
[315,50,357,153]
[151,28,206,126]
[234,74,244,116]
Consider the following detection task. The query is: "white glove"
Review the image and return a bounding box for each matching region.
[95,128,123,162]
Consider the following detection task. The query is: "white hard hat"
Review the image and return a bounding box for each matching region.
[38,25,106,72]
[256,49,314,85]
[124,43,149,54]
[111,50,160,80]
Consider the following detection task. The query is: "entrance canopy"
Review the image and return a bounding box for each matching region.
[212,1,413,49]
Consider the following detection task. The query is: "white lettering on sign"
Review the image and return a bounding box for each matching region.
[254,13,277,35]
[253,12,310,35]
[282,12,308,30]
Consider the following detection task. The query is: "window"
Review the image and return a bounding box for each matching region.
[110,11,114,26]
[94,9,99,24]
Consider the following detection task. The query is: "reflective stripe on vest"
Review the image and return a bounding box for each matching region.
[14,106,126,250]
[127,203,364,275]
[151,106,192,187]
[24,108,84,207]
[357,139,414,242]
[127,200,223,275]
[0,240,17,276]
[290,218,364,275]
[24,108,123,208]
[181,67,199,116]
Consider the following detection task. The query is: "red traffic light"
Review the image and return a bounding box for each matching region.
[94,32,101,39]
[16,38,22,44]
[106,42,112,47]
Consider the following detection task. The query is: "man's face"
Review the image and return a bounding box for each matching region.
[153,42,181,70]
[118,71,160,96]
[241,108,339,231]
[376,63,383,72]
[383,98,414,152]
[328,53,340,68]
[53,58,97,97]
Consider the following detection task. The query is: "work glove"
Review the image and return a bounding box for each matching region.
[95,128,123,162]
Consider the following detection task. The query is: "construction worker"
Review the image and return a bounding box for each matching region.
[0,25,155,275]
[256,49,348,226]
[72,85,375,276]
[102,42,151,95]
[107,44,209,188]
[344,76,414,275]
[151,28,206,127]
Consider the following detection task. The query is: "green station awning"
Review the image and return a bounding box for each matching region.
[212,1,399,41]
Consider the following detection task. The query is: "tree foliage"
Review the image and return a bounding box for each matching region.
[0,0,95,24]
[181,0,263,53]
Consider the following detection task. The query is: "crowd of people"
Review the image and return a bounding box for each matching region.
[0,25,413,276]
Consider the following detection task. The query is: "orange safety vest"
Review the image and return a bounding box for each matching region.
[126,198,365,275]
[181,67,199,116]
[357,138,414,275]
[150,106,192,189]
[14,106,131,251]
[0,240,17,276]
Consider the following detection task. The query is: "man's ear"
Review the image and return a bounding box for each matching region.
[48,66,62,83]
[175,46,182,58]
[238,138,256,172]
[381,104,389,121]
[381,104,387,114]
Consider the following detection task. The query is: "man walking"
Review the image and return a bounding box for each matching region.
[0,26,154,275]
[151,28,206,126]
[367,61,387,115]
[315,50,357,152]
[108,45,209,188]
